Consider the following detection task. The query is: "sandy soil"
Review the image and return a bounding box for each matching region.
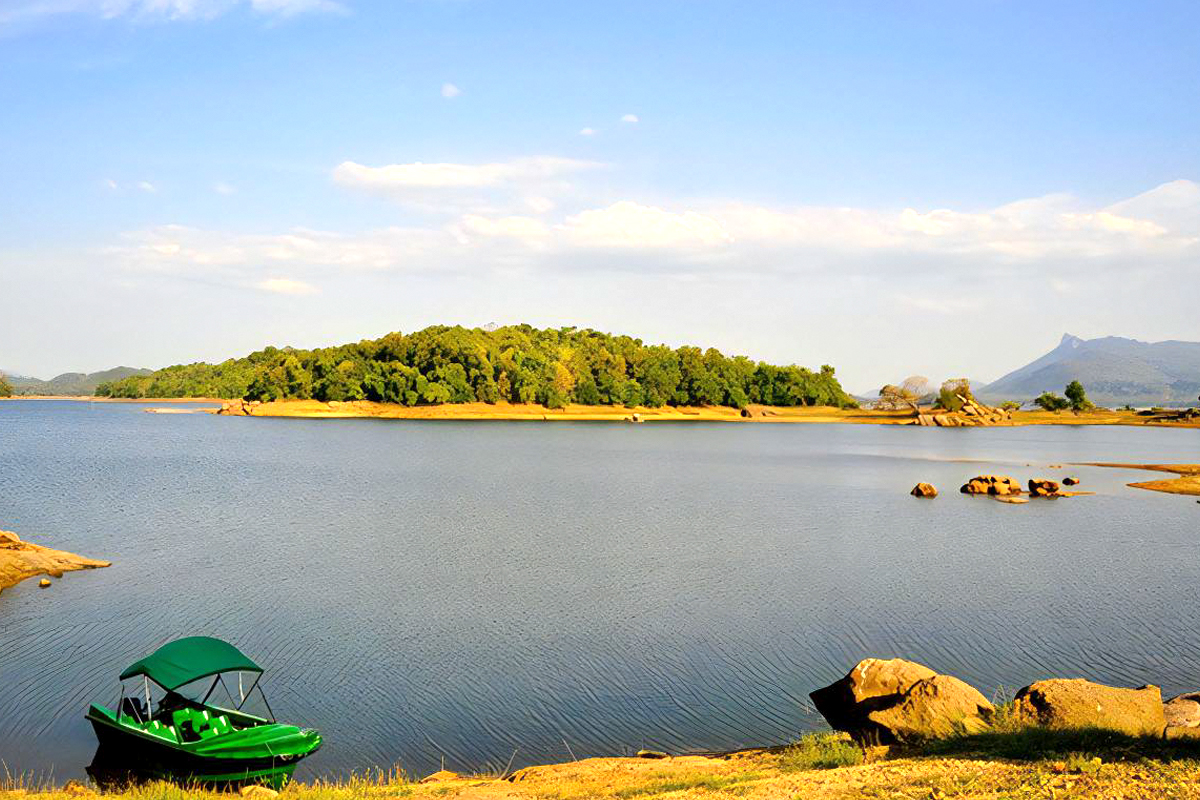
[0,529,111,593]
[1085,463,1200,497]
[213,400,1200,428]
[15,750,1200,799]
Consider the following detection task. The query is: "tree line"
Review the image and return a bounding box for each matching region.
[96,324,858,410]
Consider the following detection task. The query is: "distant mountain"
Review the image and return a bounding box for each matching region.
[2,367,153,396]
[978,334,1200,408]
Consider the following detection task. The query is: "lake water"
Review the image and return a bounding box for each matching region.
[2,400,1199,781]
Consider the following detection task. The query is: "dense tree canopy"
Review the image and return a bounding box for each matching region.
[1034,391,1070,412]
[96,325,858,409]
[0,374,11,398]
[1064,380,1094,412]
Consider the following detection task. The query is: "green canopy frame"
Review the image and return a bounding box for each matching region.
[115,637,273,724]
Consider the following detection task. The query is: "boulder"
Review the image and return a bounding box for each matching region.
[1164,693,1200,728]
[1028,479,1061,497]
[960,475,1022,496]
[38,578,51,588]
[420,770,461,784]
[910,483,938,498]
[239,787,278,800]
[636,749,669,759]
[1062,477,1080,486]
[866,674,994,742]
[1014,679,1164,736]
[810,658,991,744]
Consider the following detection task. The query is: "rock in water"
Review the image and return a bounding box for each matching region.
[911,483,938,498]
[1062,477,1080,486]
[1014,679,1164,736]
[1028,479,1061,497]
[1164,693,1200,728]
[810,658,992,743]
[960,475,1022,496]
[866,674,994,742]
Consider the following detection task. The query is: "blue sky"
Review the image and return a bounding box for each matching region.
[2,1,1198,392]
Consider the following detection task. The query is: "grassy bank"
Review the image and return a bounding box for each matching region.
[11,729,1200,799]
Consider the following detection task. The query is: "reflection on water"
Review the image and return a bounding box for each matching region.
[1,401,1198,781]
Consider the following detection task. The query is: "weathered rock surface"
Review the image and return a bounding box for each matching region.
[960,475,1023,496]
[1062,476,1080,486]
[420,770,462,784]
[913,398,1014,427]
[1028,479,1062,497]
[867,674,994,742]
[1164,693,1200,728]
[810,658,992,744]
[910,482,938,498]
[1014,679,1164,736]
[218,399,263,416]
[0,529,111,593]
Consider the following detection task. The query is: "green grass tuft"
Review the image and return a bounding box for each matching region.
[778,733,864,772]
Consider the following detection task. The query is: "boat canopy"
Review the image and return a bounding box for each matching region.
[119,637,263,691]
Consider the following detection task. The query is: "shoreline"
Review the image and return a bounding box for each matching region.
[0,529,111,593]
[214,399,1200,428]
[1085,463,1200,497]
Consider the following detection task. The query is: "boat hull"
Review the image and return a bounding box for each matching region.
[86,708,316,790]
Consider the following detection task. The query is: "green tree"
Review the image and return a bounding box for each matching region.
[1064,380,1093,412]
[0,374,12,398]
[1034,392,1070,412]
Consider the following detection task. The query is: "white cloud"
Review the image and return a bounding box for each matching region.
[559,201,732,248]
[258,277,317,295]
[459,214,550,241]
[333,156,601,190]
[137,180,156,193]
[105,178,119,190]
[213,181,237,195]
[578,127,596,136]
[440,82,461,99]
[620,114,639,124]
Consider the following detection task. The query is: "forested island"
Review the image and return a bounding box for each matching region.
[96,325,857,410]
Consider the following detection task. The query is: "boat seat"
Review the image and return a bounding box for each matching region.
[144,720,180,743]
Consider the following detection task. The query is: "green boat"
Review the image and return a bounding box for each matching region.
[86,636,322,789]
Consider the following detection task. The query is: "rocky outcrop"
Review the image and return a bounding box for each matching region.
[960,475,1023,496]
[217,399,263,416]
[1164,693,1200,728]
[1014,679,1165,736]
[1,529,111,593]
[810,658,993,744]
[1028,479,1062,497]
[913,398,1014,427]
[910,483,938,498]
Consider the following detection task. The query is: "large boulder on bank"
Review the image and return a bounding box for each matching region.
[810,658,993,744]
[867,674,994,742]
[960,475,1022,496]
[911,483,938,498]
[1014,679,1164,736]
[1164,693,1200,728]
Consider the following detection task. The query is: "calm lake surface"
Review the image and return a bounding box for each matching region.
[2,400,1199,780]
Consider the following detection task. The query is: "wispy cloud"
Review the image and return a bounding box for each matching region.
[0,0,344,25]
[213,181,237,195]
[578,127,596,136]
[621,113,639,124]
[258,277,317,295]
[440,82,461,99]
[333,156,602,190]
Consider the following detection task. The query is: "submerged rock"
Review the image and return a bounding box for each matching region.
[1014,679,1164,736]
[810,658,993,744]
[910,483,938,498]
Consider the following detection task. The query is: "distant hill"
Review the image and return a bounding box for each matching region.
[2,367,153,396]
[978,334,1200,408]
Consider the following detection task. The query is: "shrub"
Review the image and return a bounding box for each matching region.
[778,733,864,771]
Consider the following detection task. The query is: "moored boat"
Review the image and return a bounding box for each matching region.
[86,636,321,789]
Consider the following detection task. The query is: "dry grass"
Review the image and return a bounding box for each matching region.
[12,731,1200,800]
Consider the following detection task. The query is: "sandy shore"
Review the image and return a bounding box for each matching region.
[1085,463,1200,497]
[213,399,1200,428]
[0,529,111,593]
